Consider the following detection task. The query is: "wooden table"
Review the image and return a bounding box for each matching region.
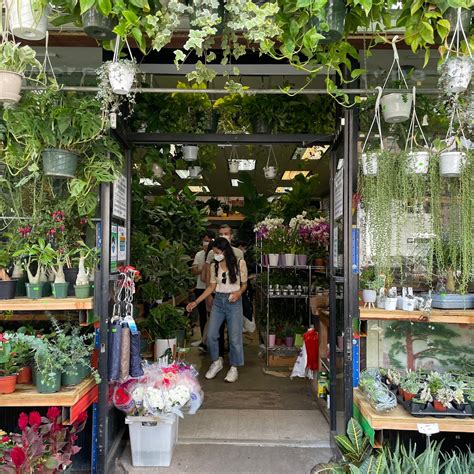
[359,308,474,325]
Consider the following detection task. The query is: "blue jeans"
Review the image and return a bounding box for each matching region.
[207,292,244,367]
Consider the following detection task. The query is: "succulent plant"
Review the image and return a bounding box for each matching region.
[387,368,401,386]
[418,383,433,404]
[435,387,454,408]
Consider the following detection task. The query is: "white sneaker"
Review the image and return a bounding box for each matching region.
[224,366,238,383]
[191,339,202,347]
[205,357,223,379]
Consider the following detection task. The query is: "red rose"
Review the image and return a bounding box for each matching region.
[10,447,25,468]
[47,406,61,422]
[76,412,87,424]
[29,411,41,427]
[18,413,28,431]
[1,436,10,443]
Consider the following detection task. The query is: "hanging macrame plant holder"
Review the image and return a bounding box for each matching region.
[439,103,468,178]
[361,86,384,176]
[108,36,136,95]
[379,36,412,123]
[439,7,473,94]
[228,147,240,174]
[405,87,430,175]
[263,146,278,179]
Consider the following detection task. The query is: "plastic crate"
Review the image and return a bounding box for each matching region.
[126,414,178,467]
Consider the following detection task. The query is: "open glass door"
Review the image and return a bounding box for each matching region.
[328,108,359,435]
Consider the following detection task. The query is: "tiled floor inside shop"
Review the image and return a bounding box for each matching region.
[115,330,332,473]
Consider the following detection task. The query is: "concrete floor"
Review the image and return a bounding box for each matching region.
[115,331,332,473]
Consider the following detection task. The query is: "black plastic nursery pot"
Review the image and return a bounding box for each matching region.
[42,282,52,297]
[251,117,272,134]
[64,267,79,296]
[25,282,44,299]
[309,0,346,44]
[0,280,17,300]
[82,7,117,40]
[42,148,79,179]
[52,282,70,299]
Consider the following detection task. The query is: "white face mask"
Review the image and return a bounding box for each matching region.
[220,234,231,242]
[203,241,209,248]
[214,254,225,262]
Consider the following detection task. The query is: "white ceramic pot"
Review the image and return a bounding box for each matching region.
[229,160,239,173]
[407,151,430,174]
[268,254,279,266]
[284,253,295,267]
[362,289,377,304]
[402,298,415,312]
[380,93,413,123]
[361,152,378,176]
[8,0,48,40]
[152,163,164,178]
[376,295,385,309]
[0,71,22,104]
[188,166,202,178]
[183,145,199,162]
[396,296,404,310]
[384,297,398,311]
[108,62,135,95]
[263,166,277,179]
[155,338,177,361]
[439,151,466,178]
[440,57,472,94]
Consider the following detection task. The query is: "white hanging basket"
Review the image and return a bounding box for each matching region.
[108,62,135,95]
[0,71,22,104]
[407,151,430,175]
[380,93,412,123]
[439,57,472,94]
[188,165,202,178]
[361,152,378,176]
[8,0,48,41]
[263,166,277,179]
[229,160,239,173]
[439,151,466,178]
[152,163,164,178]
[183,145,199,162]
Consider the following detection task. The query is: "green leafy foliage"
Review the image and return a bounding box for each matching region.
[141,303,190,339]
[0,41,42,74]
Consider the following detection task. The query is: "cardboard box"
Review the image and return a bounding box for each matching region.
[268,354,298,368]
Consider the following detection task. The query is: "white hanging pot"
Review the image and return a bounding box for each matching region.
[108,62,135,95]
[361,152,378,176]
[229,160,239,173]
[188,165,202,178]
[380,93,413,123]
[439,57,472,94]
[152,163,164,178]
[8,0,48,41]
[0,71,22,104]
[407,151,430,174]
[439,151,466,178]
[183,145,199,162]
[263,166,277,179]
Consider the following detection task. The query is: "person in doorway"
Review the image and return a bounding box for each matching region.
[205,225,243,356]
[187,237,247,382]
[191,230,215,350]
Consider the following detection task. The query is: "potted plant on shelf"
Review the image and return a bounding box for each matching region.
[0,245,17,300]
[433,387,454,412]
[50,247,73,299]
[268,326,276,348]
[75,242,98,298]
[9,333,34,384]
[32,337,64,393]
[0,38,41,103]
[7,0,49,40]
[284,325,294,348]
[0,334,19,394]
[400,372,420,402]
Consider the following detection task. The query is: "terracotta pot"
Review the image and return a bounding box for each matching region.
[433,400,447,412]
[314,258,326,267]
[403,391,416,402]
[17,366,32,384]
[398,387,405,398]
[276,338,283,346]
[0,374,17,394]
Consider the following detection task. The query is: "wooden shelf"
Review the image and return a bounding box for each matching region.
[0,377,98,424]
[354,389,474,434]
[207,215,245,222]
[0,297,93,312]
[359,308,474,325]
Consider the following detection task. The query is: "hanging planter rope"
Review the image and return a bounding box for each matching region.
[379,36,412,124]
[439,7,473,94]
[361,86,384,176]
[263,145,278,179]
[405,87,430,175]
[108,36,137,95]
[228,147,240,174]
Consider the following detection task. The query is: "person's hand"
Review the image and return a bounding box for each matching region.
[229,291,241,303]
[186,301,197,313]
[206,295,214,312]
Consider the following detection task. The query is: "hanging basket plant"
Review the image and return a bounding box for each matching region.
[228,146,239,174]
[263,145,278,179]
[7,0,49,41]
[82,6,117,40]
[438,8,472,94]
[182,145,199,162]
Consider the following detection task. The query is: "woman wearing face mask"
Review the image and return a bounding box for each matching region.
[187,237,247,383]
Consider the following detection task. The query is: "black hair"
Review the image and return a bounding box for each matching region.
[202,230,216,240]
[212,237,238,284]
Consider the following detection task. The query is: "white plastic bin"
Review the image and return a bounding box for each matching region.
[126,414,178,467]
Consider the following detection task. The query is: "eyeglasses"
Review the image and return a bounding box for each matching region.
[222,271,227,284]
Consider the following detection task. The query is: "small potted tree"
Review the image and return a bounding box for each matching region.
[50,247,74,299]
[74,242,98,298]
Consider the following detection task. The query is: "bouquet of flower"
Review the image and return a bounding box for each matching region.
[298,217,330,257]
[113,360,203,418]
[254,217,284,240]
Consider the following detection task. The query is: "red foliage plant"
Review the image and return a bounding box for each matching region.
[0,407,87,473]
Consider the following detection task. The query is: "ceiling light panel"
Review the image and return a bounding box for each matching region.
[281,170,310,180]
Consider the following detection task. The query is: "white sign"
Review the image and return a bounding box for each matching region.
[333,226,339,268]
[334,168,343,220]
[417,423,439,435]
[112,174,127,220]
[118,226,127,262]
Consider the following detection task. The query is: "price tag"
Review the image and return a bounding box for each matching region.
[417,423,439,435]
